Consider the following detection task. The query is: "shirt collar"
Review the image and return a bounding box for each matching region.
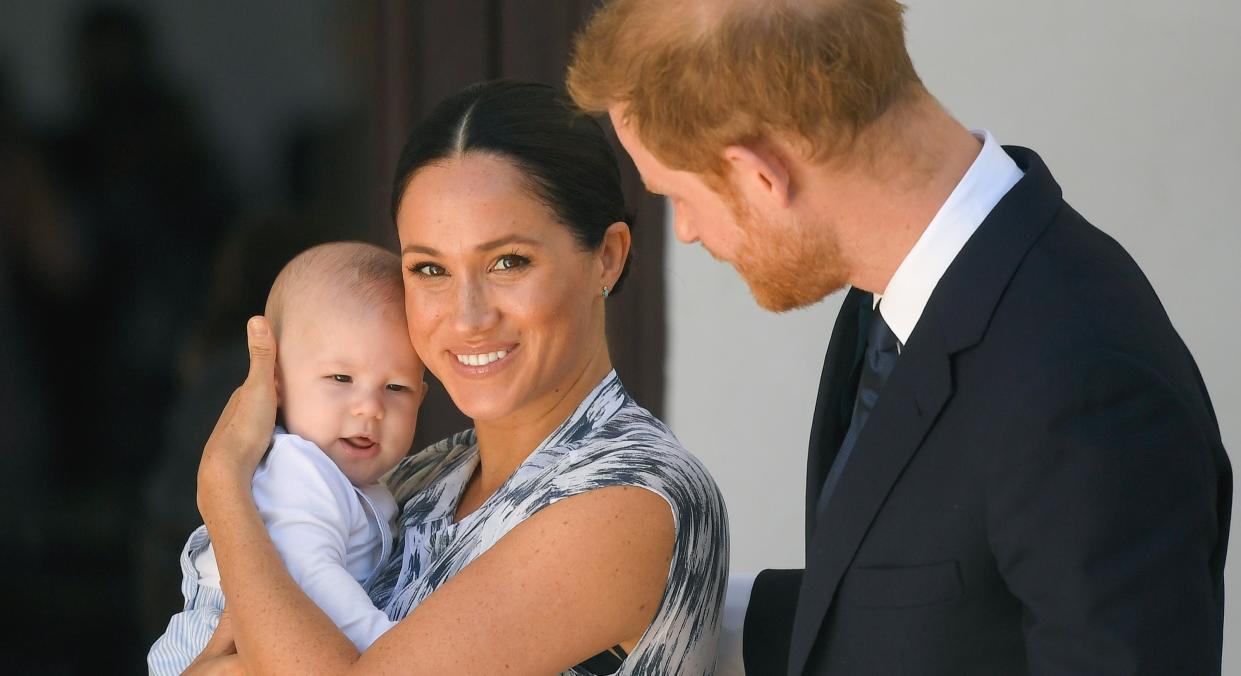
[873,129,1024,346]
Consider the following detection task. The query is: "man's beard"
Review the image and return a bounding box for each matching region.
[727,199,849,312]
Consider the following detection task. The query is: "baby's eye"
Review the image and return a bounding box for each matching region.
[408,262,446,277]
[386,383,410,393]
[331,374,352,383]
[493,253,529,272]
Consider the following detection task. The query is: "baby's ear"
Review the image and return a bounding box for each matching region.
[273,364,284,406]
[416,380,429,406]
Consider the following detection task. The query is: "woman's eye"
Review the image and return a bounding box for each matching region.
[386,383,409,393]
[408,262,446,277]
[493,254,529,272]
[331,374,352,383]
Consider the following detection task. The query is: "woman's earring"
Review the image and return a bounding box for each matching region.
[601,285,611,299]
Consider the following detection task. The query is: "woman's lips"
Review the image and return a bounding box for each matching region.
[449,344,517,376]
[454,349,509,367]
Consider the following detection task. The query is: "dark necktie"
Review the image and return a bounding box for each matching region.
[816,305,902,514]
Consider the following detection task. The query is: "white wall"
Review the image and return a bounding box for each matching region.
[665,0,1241,670]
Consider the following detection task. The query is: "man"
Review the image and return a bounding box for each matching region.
[568,0,1230,674]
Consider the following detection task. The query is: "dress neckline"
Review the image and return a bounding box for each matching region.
[437,369,626,529]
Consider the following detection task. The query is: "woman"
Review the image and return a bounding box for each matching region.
[189,81,728,675]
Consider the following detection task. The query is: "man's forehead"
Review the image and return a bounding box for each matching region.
[619,0,814,46]
[606,105,647,158]
[606,117,656,182]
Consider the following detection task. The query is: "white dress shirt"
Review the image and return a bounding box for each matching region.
[874,130,1024,343]
[716,130,1023,675]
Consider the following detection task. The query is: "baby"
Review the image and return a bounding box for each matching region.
[148,242,426,674]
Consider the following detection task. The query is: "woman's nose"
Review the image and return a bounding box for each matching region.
[451,276,500,335]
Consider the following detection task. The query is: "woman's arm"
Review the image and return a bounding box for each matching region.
[199,318,675,675]
[363,484,673,674]
[197,318,356,671]
[183,610,246,676]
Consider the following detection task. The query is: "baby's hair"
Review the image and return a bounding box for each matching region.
[265,241,404,337]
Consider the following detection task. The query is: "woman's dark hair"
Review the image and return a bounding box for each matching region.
[390,80,634,294]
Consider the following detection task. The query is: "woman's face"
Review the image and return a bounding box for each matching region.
[395,153,612,425]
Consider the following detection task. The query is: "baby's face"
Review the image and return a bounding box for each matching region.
[277,301,425,486]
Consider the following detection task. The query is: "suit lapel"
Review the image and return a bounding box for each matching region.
[788,322,954,675]
[785,146,1066,676]
[804,288,870,541]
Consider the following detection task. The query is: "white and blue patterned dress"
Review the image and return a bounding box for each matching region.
[368,371,729,675]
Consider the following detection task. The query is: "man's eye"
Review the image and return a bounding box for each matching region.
[386,383,409,393]
[493,254,529,272]
[331,374,352,383]
[408,262,446,277]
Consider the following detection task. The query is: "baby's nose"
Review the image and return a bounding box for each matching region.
[352,390,384,419]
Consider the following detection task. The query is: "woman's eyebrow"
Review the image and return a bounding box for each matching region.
[402,243,437,255]
[402,234,541,256]
[476,234,541,251]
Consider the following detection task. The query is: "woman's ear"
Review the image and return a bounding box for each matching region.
[599,221,632,290]
[723,141,792,208]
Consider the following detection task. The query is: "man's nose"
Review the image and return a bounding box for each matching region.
[672,208,698,244]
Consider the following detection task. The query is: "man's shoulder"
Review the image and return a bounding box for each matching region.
[941,198,1207,420]
[1002,203,1176,353]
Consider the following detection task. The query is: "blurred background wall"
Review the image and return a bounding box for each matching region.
[1,0,1237,673]
[665,0,1241,673]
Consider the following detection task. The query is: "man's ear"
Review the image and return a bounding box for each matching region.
[723,142,792,208]
[598,221,632,290]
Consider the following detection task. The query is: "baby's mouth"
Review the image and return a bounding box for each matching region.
[342,436,377,451]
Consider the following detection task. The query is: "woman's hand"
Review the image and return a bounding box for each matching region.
[198,317,279,516]
[184,610,245,675]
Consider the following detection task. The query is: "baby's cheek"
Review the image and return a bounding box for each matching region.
[280,389,342,449]
[393,407,420,446]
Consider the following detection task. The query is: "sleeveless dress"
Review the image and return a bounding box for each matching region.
[367,371,729,675]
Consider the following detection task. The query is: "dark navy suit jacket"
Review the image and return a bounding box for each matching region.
[743,147,1231,675]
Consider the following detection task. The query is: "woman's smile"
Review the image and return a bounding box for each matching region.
[453,347,512,367]
[448,345,518,377]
